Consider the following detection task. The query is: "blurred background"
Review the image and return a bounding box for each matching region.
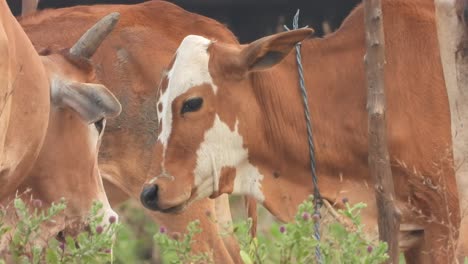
[7,0,361,42]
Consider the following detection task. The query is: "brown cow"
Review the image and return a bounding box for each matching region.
[141,0,461,262]
[20,1,246,262]
[0,1,121,246]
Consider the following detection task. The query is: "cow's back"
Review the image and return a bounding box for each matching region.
[0,0,49,200]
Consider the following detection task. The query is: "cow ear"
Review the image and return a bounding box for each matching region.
[239,28,313,72]
[51,78,121,123]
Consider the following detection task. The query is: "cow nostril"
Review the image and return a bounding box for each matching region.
[140,185,160,211]
[146,185,158,200]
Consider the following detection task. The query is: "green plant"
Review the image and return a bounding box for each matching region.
[319,200,388,264]
[112,201,159,264]
[154,220,213,264]
[152,195,388,264]
[8,198,67,264]
[235,196,388,264]
[232,218,267,264]
[47,201,120,264]
[0,198,119,264]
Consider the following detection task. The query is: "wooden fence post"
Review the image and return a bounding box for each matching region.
[363,1,401,263]
[21,0,39,16]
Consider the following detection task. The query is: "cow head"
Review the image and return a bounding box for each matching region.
[21,13,121,232]
[140,28,313,213]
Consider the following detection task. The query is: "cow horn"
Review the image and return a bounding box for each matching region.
[69,12,120,59]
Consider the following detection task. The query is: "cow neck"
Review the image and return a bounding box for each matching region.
[0,1,51,201]
[241,25,367,221]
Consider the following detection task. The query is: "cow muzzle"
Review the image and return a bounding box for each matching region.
[140,184,160,211]
[140,181,193,214]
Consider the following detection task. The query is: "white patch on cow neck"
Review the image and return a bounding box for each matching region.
[194,115,265,202]
[87,123,100,149]
[158,35,217,148]
[87,118,105,149]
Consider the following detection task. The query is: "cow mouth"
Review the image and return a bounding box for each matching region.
[158,189,198,214]
[158,202,189,214]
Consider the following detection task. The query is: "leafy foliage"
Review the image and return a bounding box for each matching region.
[112,201,158,263]
[235,196,388,264]
[233,218,268,264]
[154,220,213,264]
[0,198,119,264]
[0,195,391,264]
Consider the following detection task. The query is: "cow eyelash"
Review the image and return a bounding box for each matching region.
[94,118,105,134]
[181,97,203,115]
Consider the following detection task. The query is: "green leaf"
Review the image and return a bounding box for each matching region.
[32,245,43,264]
[46,248,60,264]
[66,236,77,252]
[240,250,254,264]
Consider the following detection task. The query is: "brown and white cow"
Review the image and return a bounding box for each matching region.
[0,0,120,244]
[19,2,246,262]
[141,0,461,262]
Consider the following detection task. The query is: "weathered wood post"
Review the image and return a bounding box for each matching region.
[21,0,39,16]
[434,0,468,261]
[363,1,401,263]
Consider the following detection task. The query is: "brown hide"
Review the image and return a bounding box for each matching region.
[148,0,461,263]
[1,0,120,249]
[0,0,49,201]
[20,1,244,262]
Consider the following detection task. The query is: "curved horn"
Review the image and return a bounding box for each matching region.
[69,12,120,59]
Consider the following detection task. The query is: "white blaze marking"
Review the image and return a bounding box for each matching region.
[194,115,265,202]
[158,35,217,148]
[157,35,264,201]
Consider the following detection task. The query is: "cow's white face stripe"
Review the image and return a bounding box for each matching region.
[158,35,217,148]
[158,35,264,201]
[194,115,265,201]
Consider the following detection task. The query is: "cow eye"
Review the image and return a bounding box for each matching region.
[181,97,203,115]
[94,118,105,134]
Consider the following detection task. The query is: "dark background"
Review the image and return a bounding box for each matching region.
[7,0,361,42]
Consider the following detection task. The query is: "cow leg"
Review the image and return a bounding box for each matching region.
[214,194,243,264]
[412,181,460,263]
[244,196,258,237]
[104,179,238,263]
[424,222,459,263]
[146,198,236,264]
[403,236,431,264]
[101,168,240,263]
